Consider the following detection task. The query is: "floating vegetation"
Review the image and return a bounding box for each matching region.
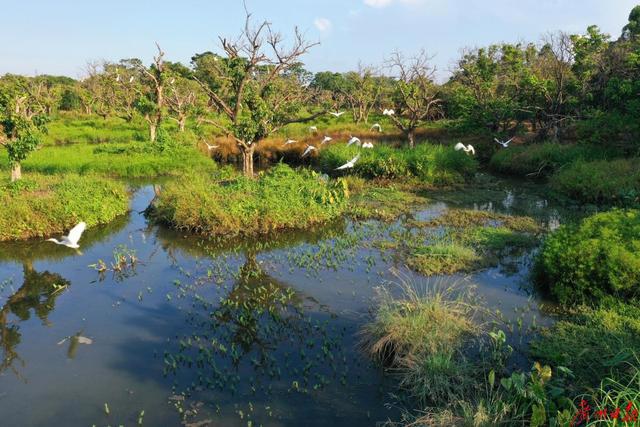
[89,244,139,281]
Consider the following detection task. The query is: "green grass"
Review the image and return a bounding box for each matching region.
[44,114,146,145]
[530,302,640,392]
[489,142,615,178]
[360,280,482,406]
[149,163,349,237]
[0,174,128,241]
[0,143,216,178]
[404,209,540,276]
[318,142,478,185]
[550,158,640,205]
[534,209,640,305]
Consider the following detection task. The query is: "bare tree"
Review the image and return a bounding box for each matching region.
[344,64,382,124]
[384,50,443,148]
[136,43,166,142]
[166,77,202,132]
[192,11,322,176]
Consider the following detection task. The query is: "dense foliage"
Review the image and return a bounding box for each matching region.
[318,143,477,184]
[150,163,349,236]
[535,209,640,305]
[0,174,128,240]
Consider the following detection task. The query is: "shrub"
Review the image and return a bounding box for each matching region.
[489,142,614,177]
[150,163,349,237]
[0,174,128,240]
[550,158,640,205]
[318,143,477,184]
[530,302,640,390]
[534,209,640,305]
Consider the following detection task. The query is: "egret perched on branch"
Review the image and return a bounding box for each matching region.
[204,142,219,151]
[321,136,332,145]
[370,123,382,132]
[283,139,298,146]
[454,142,476,155]
[494,137,514,148]
[362,142,374,149]
[129,76,134,83]
[301,145,317,158]
[382,109,395,116]
[329,111,345,117]
[47,222,86,249]
[347,136,361,147]
[335,154,361,170]
[309,126,318,132]
[170,78,176,85]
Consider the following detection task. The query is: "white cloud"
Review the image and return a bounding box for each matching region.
[363,0,424,8]
[314,17,332,32]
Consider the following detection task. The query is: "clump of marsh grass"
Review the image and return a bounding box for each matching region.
[360,273,484,406]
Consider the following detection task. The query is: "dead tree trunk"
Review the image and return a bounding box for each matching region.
[407,129,416,149]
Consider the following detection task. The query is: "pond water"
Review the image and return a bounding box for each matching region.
[0,174,576,426]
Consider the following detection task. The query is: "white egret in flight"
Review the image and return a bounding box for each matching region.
[329,111,345,117]
[301,145,317,158]
[321,136,332,145]
[370,123,382,132]
[362,142,374,149]
[382,109,395,116]
[347,136,361,147]
[454,142,476,155]
[283,139,298,146]
[335,154,361,170]
[46,222,87,249]
[204,142,219,151]
[494,137,514,148]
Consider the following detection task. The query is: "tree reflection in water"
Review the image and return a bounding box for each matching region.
[163,250,349,423]
[0,262,70,379]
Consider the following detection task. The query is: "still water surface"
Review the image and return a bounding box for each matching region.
[0,176,574,426]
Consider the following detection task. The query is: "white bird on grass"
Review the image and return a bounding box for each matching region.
[301,145,317,158]
[454,142,476,155]
[283,139,298,146]
[370,123,382,132]
[382,109,395,116]
[335,154,361,170]
[329,111,345,117]
[362,142,374,149]
[204,142,219,151]
[309,126,318,132]
[347,136,361,147]
[321,136,332,145]
[47,222,86,249]
[494,137,514,148]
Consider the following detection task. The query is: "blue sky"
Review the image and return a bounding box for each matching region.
[0,0,637,80]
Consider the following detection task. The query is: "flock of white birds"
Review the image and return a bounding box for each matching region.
[48,107,519,250]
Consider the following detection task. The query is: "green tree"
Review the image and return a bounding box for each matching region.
[384,50,442,148]
[192,13,323,176]
[0,76,48,181]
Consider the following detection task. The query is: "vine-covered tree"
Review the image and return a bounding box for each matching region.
[192,12,322,176]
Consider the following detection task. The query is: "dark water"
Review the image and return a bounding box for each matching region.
[0,175,575,426]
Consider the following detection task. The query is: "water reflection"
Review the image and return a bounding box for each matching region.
[0,262,70,378]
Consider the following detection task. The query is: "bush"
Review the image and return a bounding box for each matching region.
[550,158,640,205]
[318,143,477,185]
[0,174,128,241]
[150,163,349,237]
[534,209,640,305]
[530,302,640,390]
[489,142,614,177]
